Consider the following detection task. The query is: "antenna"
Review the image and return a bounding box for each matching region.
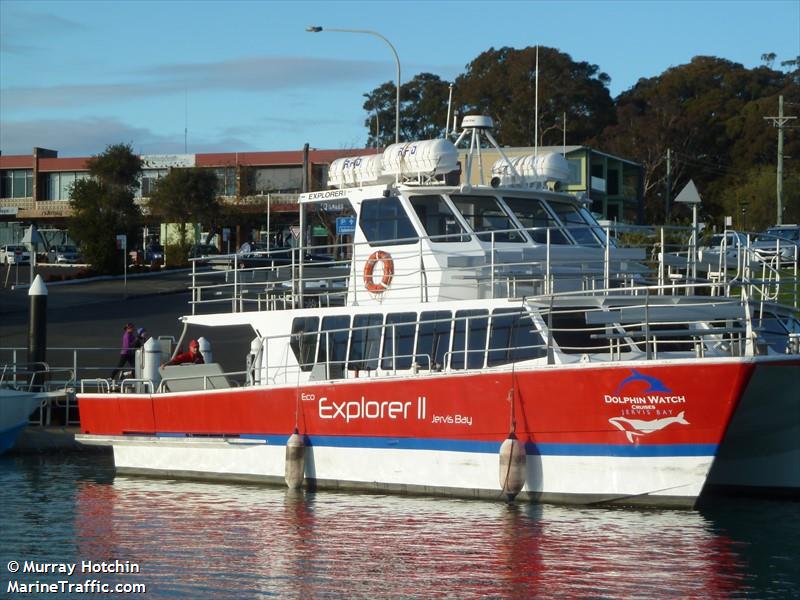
[534,45,539,158]
[445,83,454,139]
[184,88,188,153]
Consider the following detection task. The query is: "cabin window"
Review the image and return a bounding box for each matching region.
[348,314,384,371]
[548,202,602,246]
[381,312,417,370]
[290,317,319,372]
[450,195,525,243]
[318,315,351,377]
[487,309,545,366]
[409,195,469,243]
[415,311,452,369]
[451,309,489,370]
[550,308,613,354]
[502,197,570,244]
[359,197,418,246]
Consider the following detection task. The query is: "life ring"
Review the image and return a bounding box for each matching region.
[363,250,394,293]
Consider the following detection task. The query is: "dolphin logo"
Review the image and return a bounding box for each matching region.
[614,369,672,396]
[609,411,690,443]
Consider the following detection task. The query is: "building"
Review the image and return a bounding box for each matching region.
[1,143,643,247]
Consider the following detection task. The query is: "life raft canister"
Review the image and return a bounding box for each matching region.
[363,250,394,293]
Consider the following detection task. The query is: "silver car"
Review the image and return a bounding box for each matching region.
[1,244,31,265]
[752,225,800,264]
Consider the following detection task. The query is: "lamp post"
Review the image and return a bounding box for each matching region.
[306,26,401,145]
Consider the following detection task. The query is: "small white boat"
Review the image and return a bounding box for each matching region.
[0,387,46,454]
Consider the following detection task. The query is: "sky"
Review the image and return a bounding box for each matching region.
[1,0,798,158]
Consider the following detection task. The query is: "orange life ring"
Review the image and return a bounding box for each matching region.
[363,250,394,293]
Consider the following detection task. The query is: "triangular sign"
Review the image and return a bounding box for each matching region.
[674,179,702,205]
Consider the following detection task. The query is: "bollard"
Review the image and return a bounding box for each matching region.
[142,337,162,391]
[198,336,213,363]
[27,275,48,387]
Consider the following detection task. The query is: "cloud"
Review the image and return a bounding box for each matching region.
[0,117,257,157]
[0,9,86,55]
[1,56,391,112]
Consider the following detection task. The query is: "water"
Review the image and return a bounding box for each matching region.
[1,453,798,599]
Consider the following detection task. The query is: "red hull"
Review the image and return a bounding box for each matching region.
[79,362,753,450]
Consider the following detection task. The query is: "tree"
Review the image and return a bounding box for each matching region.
[147,168,220,263]
[454,46,615,147]
[68,143,142,273]
[363,73,452,147]
[592,57,793,223]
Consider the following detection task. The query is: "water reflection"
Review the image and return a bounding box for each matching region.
[72,474,772,599]
[1,454,797,599]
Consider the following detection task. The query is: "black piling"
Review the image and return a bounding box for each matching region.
[27,274,48,378]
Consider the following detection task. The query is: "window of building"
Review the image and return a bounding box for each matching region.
[359,197,418,246]
[249,166,304,194]
[348,314,383,371]
[450,194,524,243]
[1,169,33,199]
[409,194,469,243]
[415,311,452,369]
[451,309,489,370]
[290,317,319,371]
[502,196,569,244]
[42,172,90,201]
[487,309,545,366]
[381,312,417,370]
[138,169,168,198]
[213,167,237,197]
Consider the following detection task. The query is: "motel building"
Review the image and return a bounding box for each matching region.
[0,144,643,250]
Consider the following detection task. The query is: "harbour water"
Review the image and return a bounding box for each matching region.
[1,452,798,599]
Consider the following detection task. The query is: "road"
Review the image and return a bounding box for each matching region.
[1,266,254,376]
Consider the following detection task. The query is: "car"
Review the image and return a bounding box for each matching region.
[189,243,220,259]
[49,244,82,264]
[145,243,165,264]
[0,244,31,265]
[752,225,800,264]
[698,231,747,267]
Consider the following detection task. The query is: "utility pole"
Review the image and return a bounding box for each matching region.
[764,95,796,225]
[665,148,672,224]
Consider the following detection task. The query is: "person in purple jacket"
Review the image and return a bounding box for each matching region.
[111,322,137,379]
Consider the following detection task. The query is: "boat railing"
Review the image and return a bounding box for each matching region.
[187,223,798,316]
[252,290,777,387]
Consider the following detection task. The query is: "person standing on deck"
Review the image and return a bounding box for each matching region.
[111,323,137,379]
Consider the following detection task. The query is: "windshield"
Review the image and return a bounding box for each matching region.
[502,197,569,244]
[547,202,602,246]
[449,194,525,243]
[763,228,799,242]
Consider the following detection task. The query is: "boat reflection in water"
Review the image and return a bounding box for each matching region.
[71,476,790,599]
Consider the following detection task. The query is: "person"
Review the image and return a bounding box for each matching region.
[164,339,205,366]
[134,327,149,348]
[111,323,137,379]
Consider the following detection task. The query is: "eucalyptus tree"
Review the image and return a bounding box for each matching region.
[69,143,142,273]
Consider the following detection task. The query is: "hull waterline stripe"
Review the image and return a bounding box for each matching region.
[148,432,718,457]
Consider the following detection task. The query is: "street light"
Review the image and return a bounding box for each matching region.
[306,26,401,145]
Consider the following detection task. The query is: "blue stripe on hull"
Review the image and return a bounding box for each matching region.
[153,432,717,457]
[0,423,27,455]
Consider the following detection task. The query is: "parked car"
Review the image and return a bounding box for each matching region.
[698,231,747,266]
[145,243,165,264]
[189,243,221,259]
[49,244,82,264]
[0,244,31,265]
[752,225,800,263]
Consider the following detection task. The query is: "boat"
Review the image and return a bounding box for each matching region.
[75,116,800,507]
[0,389,45,453]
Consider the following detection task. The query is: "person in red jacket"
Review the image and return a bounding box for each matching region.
[164,339,205,366]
